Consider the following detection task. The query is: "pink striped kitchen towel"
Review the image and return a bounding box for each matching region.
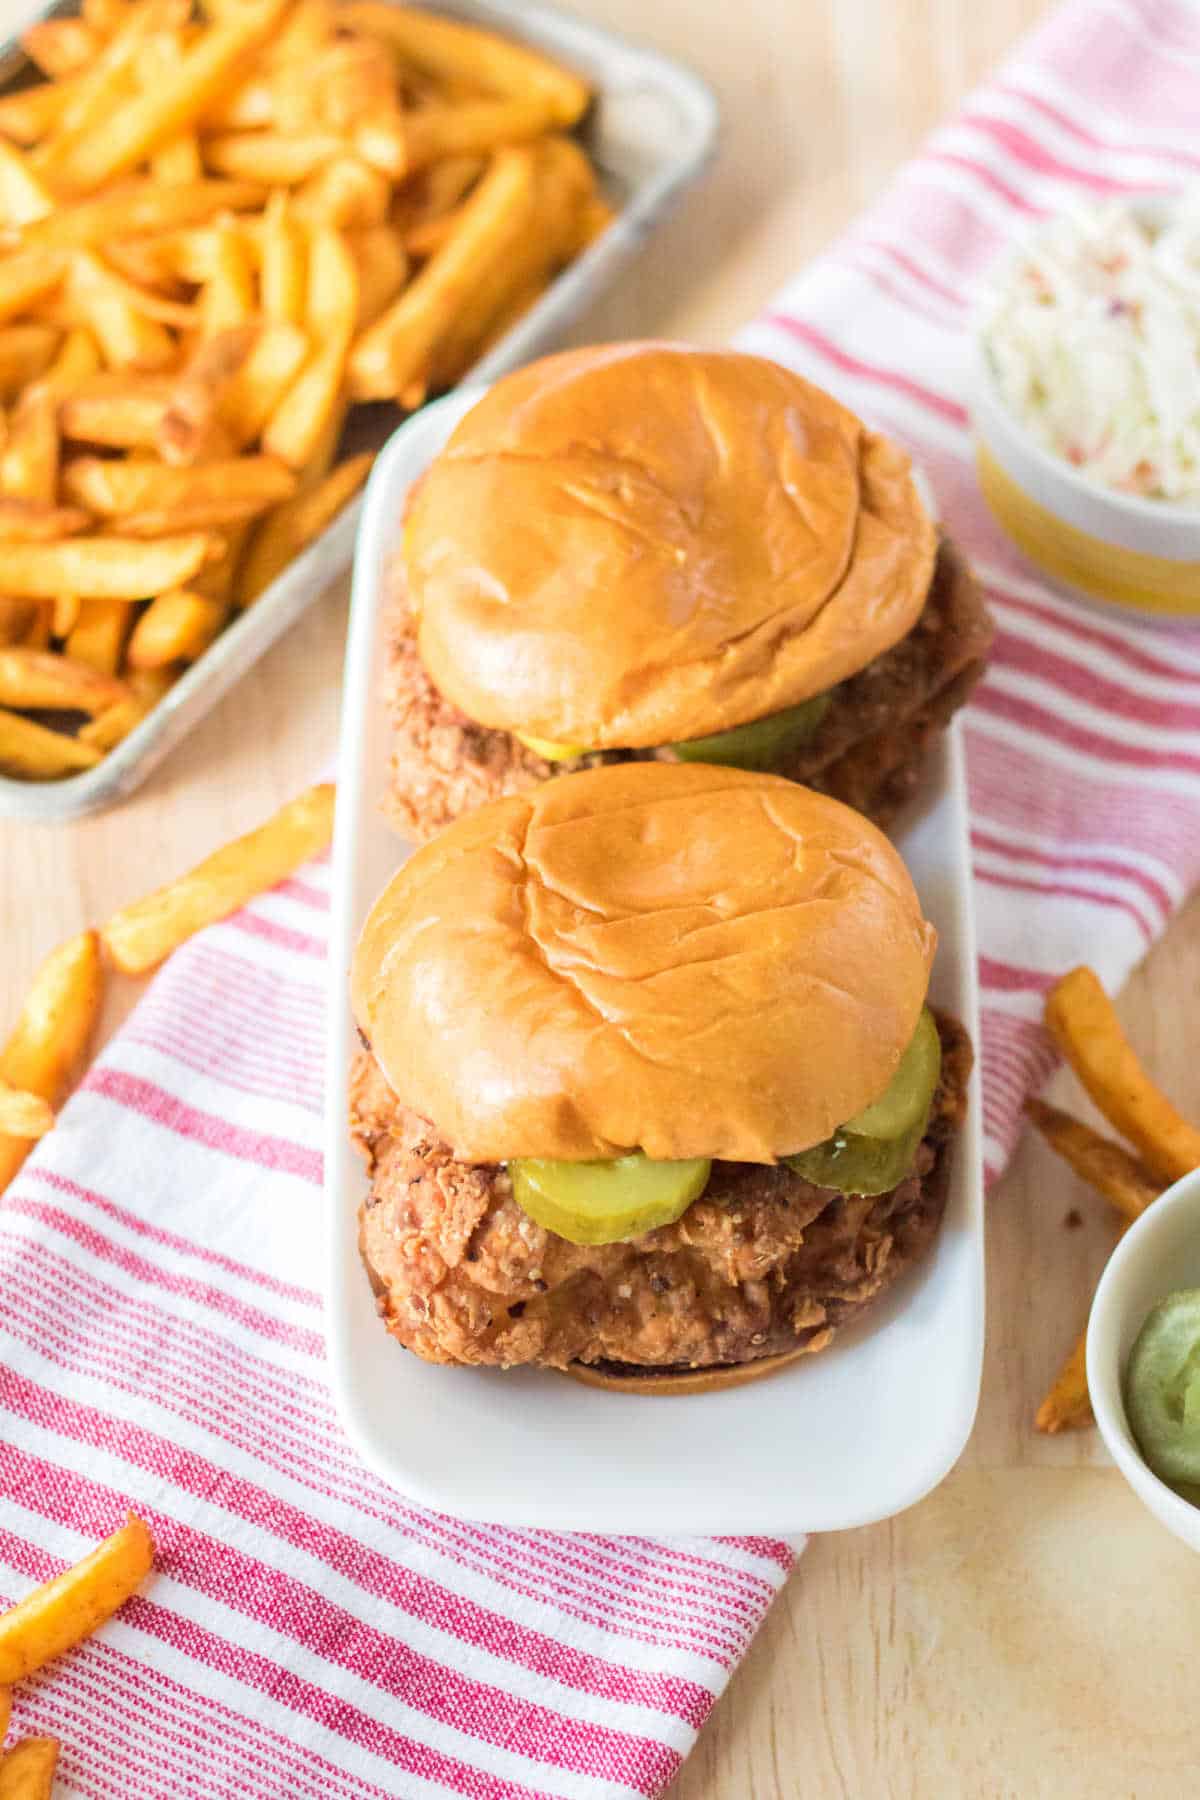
[5,0,1200,1793]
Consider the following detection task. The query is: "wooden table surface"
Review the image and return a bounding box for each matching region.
[3,2,1199,1795]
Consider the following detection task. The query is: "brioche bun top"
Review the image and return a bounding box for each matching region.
[402,343,936,749]
[351,761,937,1164]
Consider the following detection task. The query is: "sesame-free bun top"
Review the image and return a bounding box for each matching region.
[351,762,937,1164]
[403,343,937,749]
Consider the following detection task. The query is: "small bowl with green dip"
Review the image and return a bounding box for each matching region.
[1088,1167,1200,1552]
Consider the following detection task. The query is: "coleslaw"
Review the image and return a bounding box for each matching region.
[981,195,1200,504]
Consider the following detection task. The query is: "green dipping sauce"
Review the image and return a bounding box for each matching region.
[1125,1288,1200,1488]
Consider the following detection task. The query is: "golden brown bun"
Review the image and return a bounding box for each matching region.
[351,761,936,1163]
[403,343,937,748]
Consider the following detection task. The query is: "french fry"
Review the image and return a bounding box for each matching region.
[79,691,154,750]
[103,782,336,973]
[200,220,256,336]
[0,1512,153,1681]
[20,178,264,252]
[0,600,37,646]
[0,1080,55,1141]
[0,929,104,1191]
[1025,1098,1160,1225]
[0,80,76,148]
[156,324,253,465]
[0,325,60,396]
[66,598,132,674]
[263,226,357,468]
[204,130,346,185]
[0,387,58,504]
[360,98,555,179]
[0,500,89,540]
[40,0,293,194]
[1045,967,1200,1185]
[0,1738,60,1800]
[271,34,394,134]
[40,326,101,397]
[22,17,103,80]
[349,147,535,401]
[128,588,230,667]
[1035,1330,1096,1434]
[0,647,128,715]
[0,710,102,781]
[348,225,408,332]
[0,533,215,600]
[0,141,54,228]
[339,2,590,126]
[294,156,391,231]
[260,192,306,327]
[52,593,81,637]
[0,247,66,327]
[64,452,295,517]
[240,448,369,601]
[60,372,174,448]
[17,603,52,650]
[216,322,309,448]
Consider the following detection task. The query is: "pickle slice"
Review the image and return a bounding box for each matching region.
[510,1153,712,1245]
[515,733,589,762]
[1125,1289,1200,1487]
[672,694,831,770]
[783,1116,924,1197]
[846,1008,941,1140]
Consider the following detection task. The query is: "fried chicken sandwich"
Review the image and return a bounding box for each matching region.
[350,760,972,1390]
[385,342,992,841]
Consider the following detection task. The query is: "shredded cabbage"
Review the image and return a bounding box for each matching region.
[981,195,1200,504]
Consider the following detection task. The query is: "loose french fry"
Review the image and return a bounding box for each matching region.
[0,533,214,599]
[60,372,174,447]
[0,1080,55,1141]
[1025,1098,1161,1225]
[271,33,394,134]
[103,782,336,973]
[52,593,81,637]
[0,80,75,147]
[0,325,60,396]
[349,147,535,401]
[260,192,305,326]
[1045,967,1200,1185]
[0,500,89,540]
[205,130,346,185]
[17,603,52,650]
[240,449,369,601]
[22,17,102,79]
[0,709,103,781]
[0,1737,60,1800]
[0,387,58,503]
[39,327,101,397]
[0,141,53,228]
[150,128,202,185]
[260,0,335,69]
[0,1512,153,1681]
[64,248,197,328]
[339,2,590,126]
[0,647,128,715]
[0,929,104,1190]
[263,226,357,468]
[40,0,292,194]
[156,324,253,465]
[64,452,295,517]
[348,225,407,332]
[217,323,308,448]
[128,588,229,666]
[20,178,264,252]
[114,498,268,537]
[66,598,131,674]
[1035,1330,1095,1434]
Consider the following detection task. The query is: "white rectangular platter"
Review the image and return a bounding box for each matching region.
[325,389,985,1535]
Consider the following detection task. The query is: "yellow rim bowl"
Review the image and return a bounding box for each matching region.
[976,446,1200,617]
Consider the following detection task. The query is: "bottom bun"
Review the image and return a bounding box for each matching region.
[561,1342,825,1396]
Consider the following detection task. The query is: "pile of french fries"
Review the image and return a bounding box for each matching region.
[0,0,609,782]
[0,780,334,1193]
[1029,966,1200,1433]
[0,1512,155,1789]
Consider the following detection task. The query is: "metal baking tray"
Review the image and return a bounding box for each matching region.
[0,0,718,822]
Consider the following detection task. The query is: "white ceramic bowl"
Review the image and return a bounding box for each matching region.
[970,194,1200,618]
[1087,1166,1200,1553]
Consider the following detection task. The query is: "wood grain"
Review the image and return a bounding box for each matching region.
[1,2,1197,1795]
